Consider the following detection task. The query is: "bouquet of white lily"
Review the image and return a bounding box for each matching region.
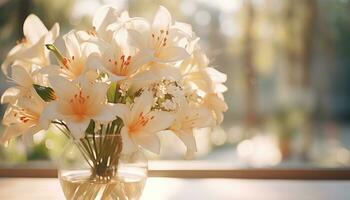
[1,5,227,200]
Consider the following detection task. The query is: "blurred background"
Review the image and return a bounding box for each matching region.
[0,0,350,169]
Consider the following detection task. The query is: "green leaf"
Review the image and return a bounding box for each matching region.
[45,44,65,64]
[107,82,120,103]
[33,84,56,102]
[85,120,96,135]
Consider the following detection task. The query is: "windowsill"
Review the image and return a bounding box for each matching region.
[1,160,350,179]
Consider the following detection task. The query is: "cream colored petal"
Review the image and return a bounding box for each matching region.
[22,125,42,145]
[85,54,103,70]
[113,104,131,125]
[81,42,100,57]
[93,5,119,41]
[65,119,90,139]
[156,46,189,62]
[214,83,228,93]
[84,82,109,104]
[131,92,154,120]
[172,22,193,37]
[93,104,120,122]
[1,87,20,104]
[107,73,125,82]
[127,29,148,50]
[107,22,122,34]
[1,124,27,144]
[152,6,172,31]
[11,65,33,87]
[143,111,175,133]
[121,127,138,154]
[48,75,78,100]
[23,14,48,44]
[176,129,197,153]
[150,63,182,81]
[130,70,158,88]
[134,134,161,154]
[19,36,48,66]
[63,31,81,58]
[113,27,128,47]
[181,106,213,129]
[17,95,43,114]
[37,64,61,76]
[127,49,153,74]
[206,93,228,112]
[39,101,59,130]
[1,44,24,76]
[2,106,19,125]
[215,110,224,124]
[45,23,60,43]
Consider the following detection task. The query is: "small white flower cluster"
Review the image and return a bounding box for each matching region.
[0,6,228,155]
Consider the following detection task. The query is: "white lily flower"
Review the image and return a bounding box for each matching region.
[184,67,227,95]
[127,6,190,64]
[127,63,182,90]
[1,94,45,143]
[1,65,39,104]
[92,5,120,43]
[43,31,97,81]
[88,36,153,82]
[115,92,174,154]
[203,93,228,124]
[77,6,147,45]
[107,10,149,45]
[170,104,214,154]
[40,76,118,138]
[179,38,227,93]
[1,14,59,76]
[179,38,209,74]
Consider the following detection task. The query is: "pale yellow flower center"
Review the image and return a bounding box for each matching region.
[14,108,38,124]
[128,112,154,134]
[108,55,132,76]
[152,29,169,56]
[69,90,90,120]
[61,56,85,79]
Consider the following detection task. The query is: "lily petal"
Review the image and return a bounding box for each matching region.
[93,104,119,122]
[177,129,197,153]
[48,75,78,100]
[39,101,59,130]
[156,46,189,62]
[152,6,172,31]
[22,126,42,145]
[11,65,33,87]
[23,14,48,44]
[1,87,20,104]
[84,81,109,105]
[46,23,60,43]
[121,127,138,154]
[205,67,227,83]
[144,111,175,133]
[65,119,90,139]
[1,124,27,144]
[93,6,119,41]
[113,104,131,124]
[127,49,154,74]
[127,29,147,50]
[63,31,81,58]
[135,134,161,154]
[131,92,153,120]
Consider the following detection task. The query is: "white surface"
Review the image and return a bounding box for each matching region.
[0,178,349,200]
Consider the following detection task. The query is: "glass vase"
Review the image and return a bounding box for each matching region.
[58,135,148,200]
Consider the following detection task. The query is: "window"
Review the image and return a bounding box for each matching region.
[0,0,350,176]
